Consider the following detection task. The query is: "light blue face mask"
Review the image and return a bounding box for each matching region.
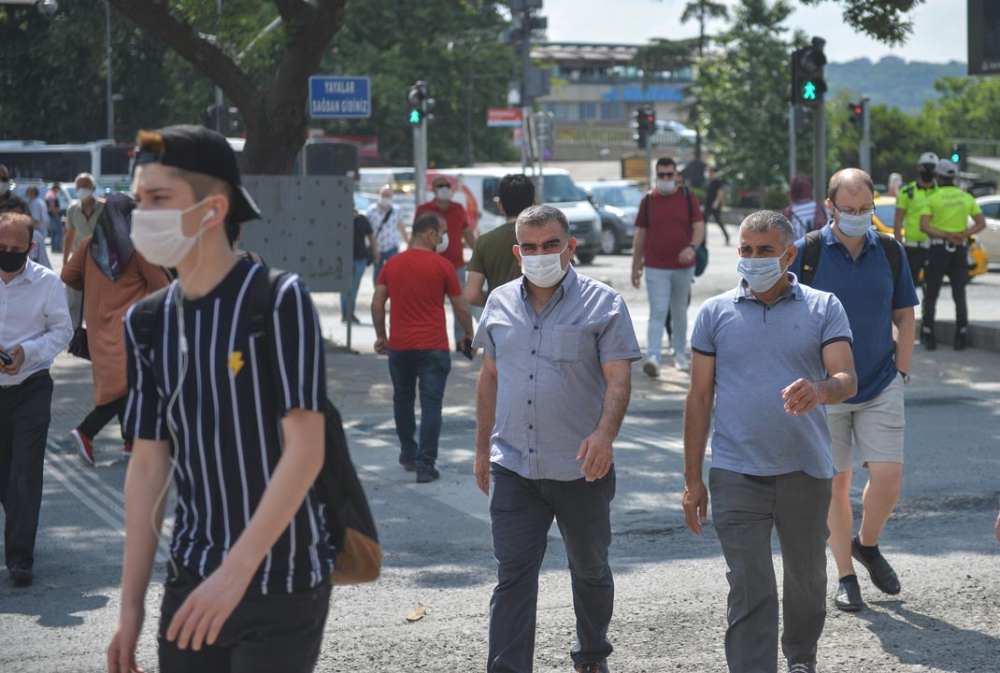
[737,247,789,293]
[834,205,873,237]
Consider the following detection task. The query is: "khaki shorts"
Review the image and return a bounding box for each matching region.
[827,373,905,473]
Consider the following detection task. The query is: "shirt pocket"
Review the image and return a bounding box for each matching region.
[540,324,585,363]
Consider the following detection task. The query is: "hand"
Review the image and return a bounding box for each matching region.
[373,252,381,265]
[631,266,642,289]
[374,337,388,355]
[107,604,146,673]
[948,232,967,245]
[473,451,490,496]
[576,429,613,482]
[462,335,478,359]
[165,564,251,651]
[1,345,25,376]
[678,246,696,265]
[782,378,819,416]
[682,480,709,535]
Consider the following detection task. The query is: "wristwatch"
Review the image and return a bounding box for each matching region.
[899,371,910,385]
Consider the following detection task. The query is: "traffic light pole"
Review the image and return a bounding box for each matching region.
[813,103,825,204]
[788,103,796,184]
[860,96,871,175]
[413,122,427,206]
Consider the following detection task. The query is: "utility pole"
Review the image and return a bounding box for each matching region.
[860,95,871,175]
[788,103,796,183]
[105,2,113,139]
[466,46,475,166]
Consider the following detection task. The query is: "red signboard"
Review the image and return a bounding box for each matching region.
[487,108,522,127]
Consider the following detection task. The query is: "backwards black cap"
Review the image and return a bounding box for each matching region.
[135,124,261,225]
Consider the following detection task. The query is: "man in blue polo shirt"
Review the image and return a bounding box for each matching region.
[791,168,918,613]
[684,210,857,673]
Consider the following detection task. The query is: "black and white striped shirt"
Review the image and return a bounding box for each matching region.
[123,259,333,595]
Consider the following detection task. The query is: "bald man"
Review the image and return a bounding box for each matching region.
[790,168,918,613]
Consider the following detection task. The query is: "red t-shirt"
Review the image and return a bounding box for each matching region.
[376,249,462,352]
[415,200,470,268]
[635,188,704,270]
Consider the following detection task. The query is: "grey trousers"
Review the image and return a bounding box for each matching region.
[709,468,832,673]
[487,464,616,673]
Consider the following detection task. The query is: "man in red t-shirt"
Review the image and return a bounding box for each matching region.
[630,157,705,376]
[371,212,475,483]
[415,175,478,350]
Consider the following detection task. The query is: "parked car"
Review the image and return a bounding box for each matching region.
[653,119,697,145]
[872,195,988,278]
[973,195,1000,269]
[578,180,645,255]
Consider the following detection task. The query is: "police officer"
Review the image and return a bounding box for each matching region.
[893,152,938,291]
[918,159,987,351]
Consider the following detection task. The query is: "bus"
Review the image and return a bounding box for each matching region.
[0,140,133,189]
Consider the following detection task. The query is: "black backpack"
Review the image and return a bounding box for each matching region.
[799,229,902,288]
[131,267,381,586]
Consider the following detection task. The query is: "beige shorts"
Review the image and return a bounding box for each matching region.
[827,373,905,473]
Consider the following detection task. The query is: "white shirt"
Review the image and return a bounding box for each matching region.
[29,196,49,235]
[365,202,404,253]
[0,260,73,386]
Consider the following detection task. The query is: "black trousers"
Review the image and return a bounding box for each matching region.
[904,246,928,291]
[158,563,331,673]
[0,371,53,570]
[704,205,729,243]
[922,244,969,330]
[78,396,128,442]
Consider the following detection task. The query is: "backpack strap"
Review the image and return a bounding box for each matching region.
[799,229,824,286]
[246,266,291,340]
[876,232,902,286]
[131,285,172,359]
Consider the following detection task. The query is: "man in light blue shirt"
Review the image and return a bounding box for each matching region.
[683,210,857,673]
[473,205,641,673]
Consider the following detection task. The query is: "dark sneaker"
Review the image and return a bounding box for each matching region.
[9,564,32,587]
[921,326,936,351]
[398,454,417,472]
[788,663,815,673]
[954,327,967,351]
[835,574,864,612]
[415,467,440,483]
[852,536,901,595]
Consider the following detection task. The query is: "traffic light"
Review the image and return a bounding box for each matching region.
[791,37,827,108]
[950,143,969,171]
[847,102,863,129]
[633,105,657,149]
[407,81,435,126]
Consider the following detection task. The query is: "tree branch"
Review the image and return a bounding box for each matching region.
[106,0,259,114]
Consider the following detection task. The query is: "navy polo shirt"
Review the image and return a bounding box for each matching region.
[790,224,918,404]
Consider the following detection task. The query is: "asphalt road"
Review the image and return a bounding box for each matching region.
[1,232,998,672]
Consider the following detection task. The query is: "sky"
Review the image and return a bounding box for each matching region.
[544,0,967,64]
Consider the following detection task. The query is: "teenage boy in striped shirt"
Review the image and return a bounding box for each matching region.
[107,125,333,673]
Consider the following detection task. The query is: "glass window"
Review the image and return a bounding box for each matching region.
[592,184,645,208]
[483,178,503,216]
[542,175,584,203]
[980,201,1000,219]
[578,103,597,120]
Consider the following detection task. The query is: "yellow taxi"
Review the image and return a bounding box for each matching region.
[873,195,988,279]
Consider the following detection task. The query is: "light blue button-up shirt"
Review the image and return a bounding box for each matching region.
[473,266,642,481]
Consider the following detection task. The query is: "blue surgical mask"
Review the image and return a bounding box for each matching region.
[737,247,789,293]
[834,206,873,238]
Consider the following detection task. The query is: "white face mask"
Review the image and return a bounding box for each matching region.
[130,197,215,268]
[379,197,392,208]
[737,247,789,293]
[435,232,450,254]
[519,243,569,288]
[834,208,872,238]
[435,187,453,201]
[657,180,677,195]
[77,188,94,200]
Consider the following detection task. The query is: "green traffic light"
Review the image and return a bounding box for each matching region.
[803,81,817,100]
[951,153,960,163]
[409,109,421,124]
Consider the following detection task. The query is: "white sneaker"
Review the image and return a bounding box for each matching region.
[674,352,690,372]
[642,357,660,378]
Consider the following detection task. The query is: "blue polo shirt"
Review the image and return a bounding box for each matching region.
[691,275,852,479]
[790,224,918,404]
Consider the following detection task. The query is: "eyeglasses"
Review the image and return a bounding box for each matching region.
[656,172,675,178]
[832,203,874,218]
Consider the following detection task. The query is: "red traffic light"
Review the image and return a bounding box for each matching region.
[853,106,862,115]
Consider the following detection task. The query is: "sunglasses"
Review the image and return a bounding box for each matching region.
[656,172,675,178]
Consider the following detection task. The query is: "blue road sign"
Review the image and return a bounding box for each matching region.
[309,76,371,119]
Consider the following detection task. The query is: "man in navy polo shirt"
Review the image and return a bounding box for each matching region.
[684,210,857,673]
[791,168,918,613]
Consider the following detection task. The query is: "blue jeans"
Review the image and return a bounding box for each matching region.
[339,258,367,318]
[387,349,451,468]
[488,464,616,673]
[49,217,64,252]
[453,265,482,347]
[372,246,398,287]
[645,266,695,361]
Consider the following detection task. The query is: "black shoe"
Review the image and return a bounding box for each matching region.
[9,564,32,587]
[954,327,967,351]
[921,326,936,351]
[787,663,816,673]
[835,574,864,612]
[398,454,417,472]
[852,536,901,595]
[415,467,440,483]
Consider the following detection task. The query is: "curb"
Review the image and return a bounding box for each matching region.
[920,319,1000,352]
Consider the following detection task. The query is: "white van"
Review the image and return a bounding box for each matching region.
[427,167,603,263]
